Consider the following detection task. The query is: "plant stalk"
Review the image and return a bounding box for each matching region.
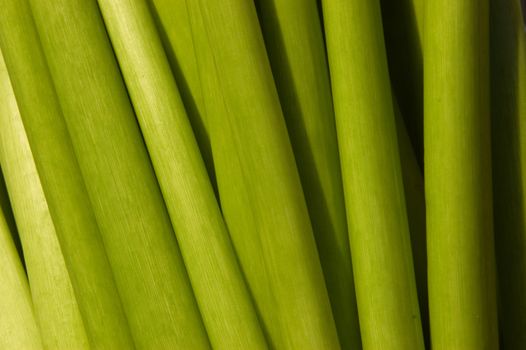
[424,0,499,347]
[322,0,424,348]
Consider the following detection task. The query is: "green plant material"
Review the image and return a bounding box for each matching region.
[0,169,19,243]
[0,169,24,264]
[0,205,42,349]
[254,0,360,348]
[424,0,499,348]
[26,0,210,348]
[0,50,90,350]
[321,0,424,348]
[186,1,340,348]
[490,0,526,347]
[0,150,23,261]
[380,0,430,338]
[146,0,215,185]
[380,0,424,165]
[97,1,267,348]
[380,0,429,337]
[0,1,134,347]
[393,99,429,347]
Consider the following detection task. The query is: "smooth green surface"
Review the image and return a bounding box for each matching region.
[97,0,267,348]
[490,0,526,347]
[425,0,499,348]
[0,1,134,347]
[322,0,424,348]
[0,50,89,350]
[254,1,360,348]
[27,0,210,348]
[187,1,340,348]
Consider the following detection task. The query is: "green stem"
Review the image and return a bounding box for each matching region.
[424,0,499,347]
[322,0,424,348]
[97,0,267,348]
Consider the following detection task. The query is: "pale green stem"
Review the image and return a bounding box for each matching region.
[0,186,42,349]
[0,1,134,347]
[0,49,89,350]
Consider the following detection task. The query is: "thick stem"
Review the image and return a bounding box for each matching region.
[425,0,499,348]
[322,0,424,348]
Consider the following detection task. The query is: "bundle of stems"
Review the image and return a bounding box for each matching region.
[0,1,134,347]
[0,0,516,348]
[0,50,89,349]
[490,0,526,347]
[254,0,360,347]
[25,0,210,347]
[424,0,499,348]
[186,0,340,348]
[147,0,215,183]
[322,0,424,348]
[0,191,42,349]
[96,0,266,348]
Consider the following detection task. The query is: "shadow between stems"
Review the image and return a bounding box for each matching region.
[380,0,424,169]
[393,99,429,349]
[146,0,217,195]
[491,0,526,348]
[0,166,24,266]
[254,1,361,349]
